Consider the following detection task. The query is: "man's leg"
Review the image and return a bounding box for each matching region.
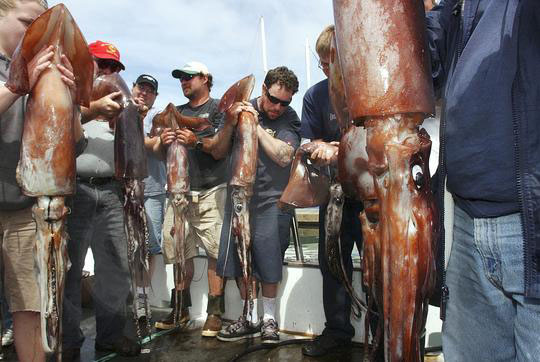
[303,200,363,356]
[442,206,516,362]
[12,311,45,362]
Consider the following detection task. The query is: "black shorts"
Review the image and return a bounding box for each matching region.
[217,195,292,283]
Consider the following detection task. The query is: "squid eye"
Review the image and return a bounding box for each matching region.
[234,203,243,213]
[412,164,425,189]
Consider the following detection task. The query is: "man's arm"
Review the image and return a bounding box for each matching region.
[80,91,123,123]
[257,124,295,167]
[308,138,339,166]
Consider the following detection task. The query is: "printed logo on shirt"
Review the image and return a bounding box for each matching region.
[330,113,337,121]
[198,113,210,118]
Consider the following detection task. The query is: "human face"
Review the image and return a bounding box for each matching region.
[180,73,207,99]
[318,54,330,78]
[0,1,45,58]
[260,83,293,120]
[132,82,157,108]
[93,57,122,77]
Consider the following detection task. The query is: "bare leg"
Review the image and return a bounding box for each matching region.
[176,258,194,291]
[13,311,45,362]
[207,258,224,296]
[261,283,278,298]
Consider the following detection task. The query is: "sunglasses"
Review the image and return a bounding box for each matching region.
[179,73,199,82]
[96,58,121,72]
[318,59,330,70]
[264,87,291,107]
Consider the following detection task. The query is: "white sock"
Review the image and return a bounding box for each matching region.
[137,287,145,297]
[245,298,259,325]
[262,296,276,322]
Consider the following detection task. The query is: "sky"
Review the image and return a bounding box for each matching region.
[50,0,335,114]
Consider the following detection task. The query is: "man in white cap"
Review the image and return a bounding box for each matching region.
[155,61,227,338]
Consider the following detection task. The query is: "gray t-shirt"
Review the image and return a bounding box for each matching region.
[143,107,166,196]
[0,56,33,210]
[76,120,115,177]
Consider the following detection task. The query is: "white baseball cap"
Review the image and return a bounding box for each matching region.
[172,61,209,78]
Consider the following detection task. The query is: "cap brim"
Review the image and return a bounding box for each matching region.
[136,80,157,91]
[94,54,125,70]
[172,69,200,78]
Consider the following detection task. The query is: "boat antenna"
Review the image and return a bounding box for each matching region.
[260,16,268,74]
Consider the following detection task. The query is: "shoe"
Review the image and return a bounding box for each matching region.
[154,308,190,330]
[216,316,261,342]
[1,328,13,346]
[61,347,80,362]
[95,336,141,357]
[301,334,351,357]
[201,314,222,337]
[261,319,279,344]
[136,293,151,319]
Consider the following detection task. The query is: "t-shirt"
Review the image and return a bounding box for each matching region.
[300,78,340,142]
[0,56,32,210]
[250,98,301,209]
[143,107,166,196]
[176,98,227,191]
[76,120,115,177]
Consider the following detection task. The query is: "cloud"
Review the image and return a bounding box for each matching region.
[52,0,334,112]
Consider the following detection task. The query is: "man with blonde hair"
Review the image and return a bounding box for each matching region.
[0,1,84,361]
[300,25,365,357]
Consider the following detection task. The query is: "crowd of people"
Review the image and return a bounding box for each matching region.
[1,0,540,362]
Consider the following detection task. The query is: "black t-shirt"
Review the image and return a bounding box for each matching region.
[300,78,340,142]
[250,98,301,209]
[177,98,227,191]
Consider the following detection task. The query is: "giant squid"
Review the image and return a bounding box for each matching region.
[5,4,93,358]
[331,1,438,360]
[91,73,150,337]
[150,103,212,325]
[218,75,257,319]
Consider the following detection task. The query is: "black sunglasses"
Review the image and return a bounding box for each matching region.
[179,73,199,82]
[96,58,121,72]
[264,87,291,107]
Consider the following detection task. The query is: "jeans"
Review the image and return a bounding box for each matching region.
[63,181,131,349]
[318,199,363,341]
[443,205,540,362]
[144,193,166,255]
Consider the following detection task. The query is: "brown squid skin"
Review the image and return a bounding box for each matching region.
[332,1,437,361]
[218,75,257,318]
[278,141,331,210]
[5,4,93,358]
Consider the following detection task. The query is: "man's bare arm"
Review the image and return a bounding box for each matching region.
[257,124,294,167]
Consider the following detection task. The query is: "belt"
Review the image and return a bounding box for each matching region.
[77,176,116,186]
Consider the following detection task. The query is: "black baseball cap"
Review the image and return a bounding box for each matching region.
[135,74,158,92]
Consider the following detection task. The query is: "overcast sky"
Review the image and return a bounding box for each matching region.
[50,0,334,114]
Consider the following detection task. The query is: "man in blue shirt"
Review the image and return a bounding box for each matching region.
[300,25,364,358]
[427,1,540,360]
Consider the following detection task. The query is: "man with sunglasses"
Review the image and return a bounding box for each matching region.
[62,40,141,359]
[155,61,229,338]
[216,66,300,344]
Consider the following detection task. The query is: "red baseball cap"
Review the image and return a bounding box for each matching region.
[88,40,125,70]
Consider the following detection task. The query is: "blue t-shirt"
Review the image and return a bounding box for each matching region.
[250,98,301,209]
[300,78,340,142]
[143,108,167,196]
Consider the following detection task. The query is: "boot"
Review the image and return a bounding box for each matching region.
[155,288,191,330]
[201,294,225,337]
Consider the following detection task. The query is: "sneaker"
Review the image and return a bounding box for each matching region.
[154,308,190,330]
[261,319,279,344]
[1,328,13,347]
[301,334,352,357]
[201,314,222,337]
[216,317,261,342]
[95,336,141,357]
[136,293,151,319]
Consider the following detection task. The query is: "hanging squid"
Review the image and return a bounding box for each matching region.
[5,4,93,359]
[218,75,257,319]
[150,103,212,326]
[331,1,438,361]
[91,72,151,338]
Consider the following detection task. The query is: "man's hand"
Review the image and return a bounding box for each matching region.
[225,101,258,127]
[159,127,176,147]
[27,45,54,90]
[93,91,123,119]
[132,97,149,116]
[176,128,197,148]
[310,142,339,166]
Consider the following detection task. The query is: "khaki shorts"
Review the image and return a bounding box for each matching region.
[162,184,226,264]
[0,206,40,312]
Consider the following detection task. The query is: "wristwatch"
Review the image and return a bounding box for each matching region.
[195,137,203,150]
